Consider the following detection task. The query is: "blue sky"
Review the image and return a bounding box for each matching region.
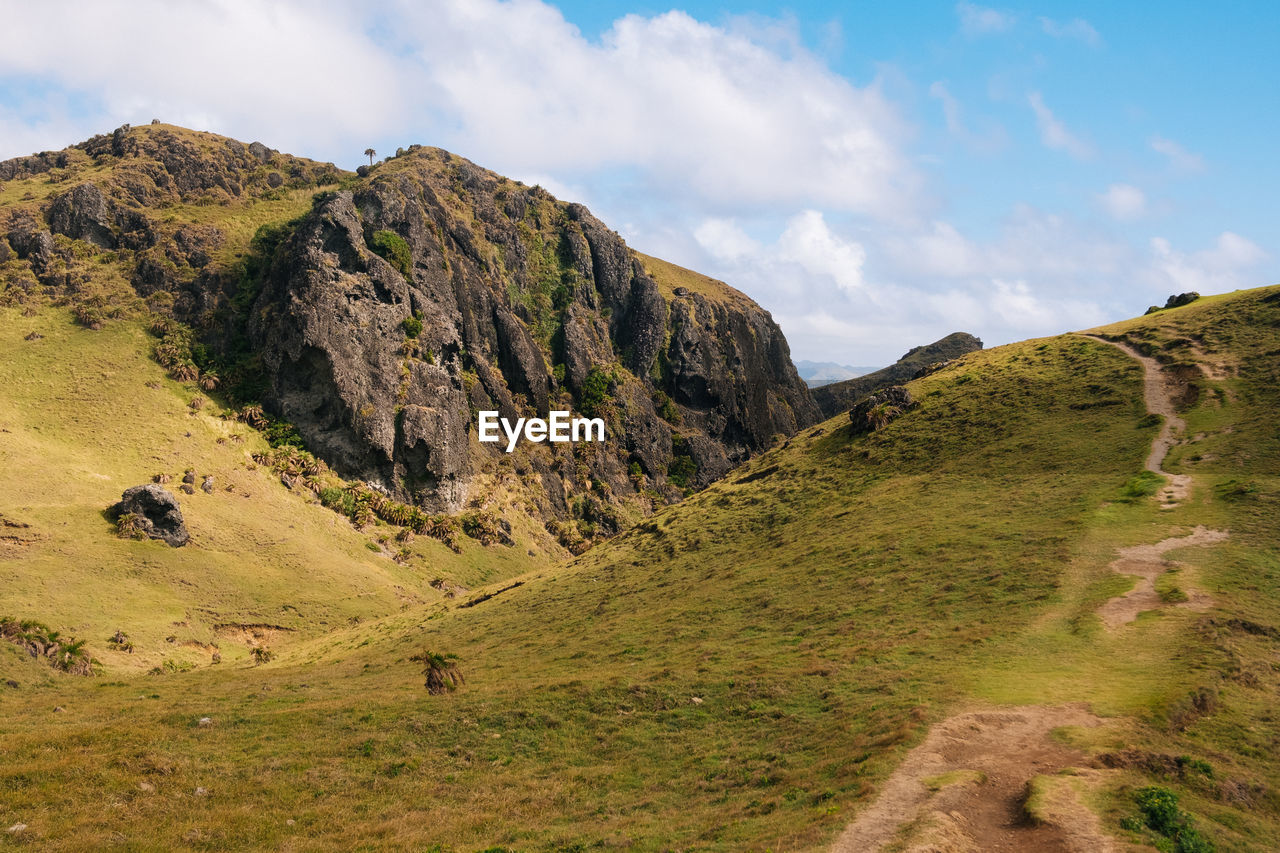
[2,1,1276,365]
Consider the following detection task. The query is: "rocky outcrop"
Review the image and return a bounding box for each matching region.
[109,485,190,547]
[814,332,982,418]
[250,148,819,515]
[47,183,117,248]
[1,125,818,542]
[848,385,915,434]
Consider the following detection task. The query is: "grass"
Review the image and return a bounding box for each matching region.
[635,251,755,309]
[0,309,559,678]
[0,325,1165,849]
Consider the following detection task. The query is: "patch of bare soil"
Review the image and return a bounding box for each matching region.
[1097,526,1228,630]
[831,706,1110,852]
[213,623,293,647]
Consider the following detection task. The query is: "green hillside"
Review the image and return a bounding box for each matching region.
[3,286,1280,850]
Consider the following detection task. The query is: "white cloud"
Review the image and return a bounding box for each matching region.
[0,1,923,219]
[1150,135,1205,173]
[1148,232,1267,293]
[1028,92,1093,159]
[389,3,922,218]
[693,218,760,262]
[777,211,867,292]
[1039,16,1101,47]
[0,0,402,158]
[1098,184,1147,220]
[956,2,1014,35]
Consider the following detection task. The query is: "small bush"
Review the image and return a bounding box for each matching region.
[578,366,613,419]
[1132,785,1215,852]
[460,511,506,545]
[652,389,680,423]
[1120,471,1164,501]
[115,512,148,540]
[370,230,412,277]
[411,650,464,695]
[402,313,423,338]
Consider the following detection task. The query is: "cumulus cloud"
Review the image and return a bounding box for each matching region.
[1150,135,1205,173]
[1148,232,1268,293]
[956,2,1014,35]
[777,211,867,293]
[1028,92,1093,159]
[1039,16,1101,46]
[386,2,922,217]
[0,0,402,157]
[693,218,760,262]
[0,1,923,219]
[1098,184,1147,220]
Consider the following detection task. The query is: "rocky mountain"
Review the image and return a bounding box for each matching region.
[811,331,982,417]
[0,124,819,548]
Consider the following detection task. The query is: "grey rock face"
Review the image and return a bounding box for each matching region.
[47,183,117,248]
[250,149,819,513]
[110,485,190,547]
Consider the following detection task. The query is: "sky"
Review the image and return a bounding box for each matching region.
[2,1,1277,366]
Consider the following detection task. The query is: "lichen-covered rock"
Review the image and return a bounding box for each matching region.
[109,485,190,547]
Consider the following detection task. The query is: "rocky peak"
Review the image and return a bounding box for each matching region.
[812,332,983,418]
[250,147,819,531]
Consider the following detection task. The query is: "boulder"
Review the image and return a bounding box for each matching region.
[848,385,915,435]
[47,182,117,248]
[109,485,190,546]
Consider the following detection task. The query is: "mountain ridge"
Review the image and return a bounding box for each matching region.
[0,123,819,549]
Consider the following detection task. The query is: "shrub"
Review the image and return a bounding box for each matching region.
[460,511,505,545]
[411,650,464,694]
[653,389,680,423]
[115,512,147,540]
[402,313,423,338]
[578,366,613,418]
[1120,471,1164,501]
[1132,785,1215,852]
[370,230,412,277]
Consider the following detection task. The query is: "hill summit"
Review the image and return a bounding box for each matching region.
[0,123,818,549]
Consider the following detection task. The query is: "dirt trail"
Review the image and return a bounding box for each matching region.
[831,706,1111,852]
[1080,335,1228,628]
[1096,526,1228,630]
[830,335,1229,851]
[1081,335,1191,507]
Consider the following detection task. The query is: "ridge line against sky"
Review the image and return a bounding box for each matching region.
[1,0,1276,364]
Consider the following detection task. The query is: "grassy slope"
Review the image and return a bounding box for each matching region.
[4,313,1183,850]
[0,309,560,681]
[635,252,755,310]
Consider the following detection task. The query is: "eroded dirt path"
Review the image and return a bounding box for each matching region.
[1082,335,1228,628]
[1096,526,1228,630]
[831,706,1110,852]
[1082,336,1192,507]
[830,335,1230,851]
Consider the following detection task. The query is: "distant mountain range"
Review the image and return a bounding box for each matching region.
[794,359,882,387]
